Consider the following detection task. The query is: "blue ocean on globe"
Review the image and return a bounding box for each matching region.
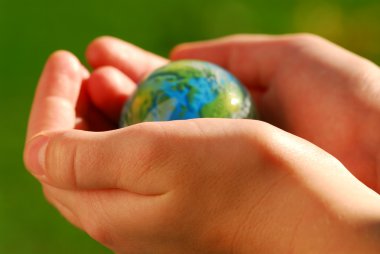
[120,60,256,127]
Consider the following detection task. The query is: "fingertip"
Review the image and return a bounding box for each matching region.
[85,36,168,82]
[48,50,78,62]
[41,50,84,92]
[87,66,136,121]
[170,43,193,60]
[89,66,135,90]
[27,50,84,140]
[89,65,136,97]
[46,50,82,75]
[37,50,84,102]
[86,36,116,68]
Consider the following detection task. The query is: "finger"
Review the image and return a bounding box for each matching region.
[171,34,376,93]
[25,118,298,194]
[24,118,259,192]
[24,125,174,194]
[87,66,136,123]
[74,79,91,130]
[25,119,252,192]
[74,79,117,131]
[26,50,85,140]
[171,35,281,91]
[86,36,168,83]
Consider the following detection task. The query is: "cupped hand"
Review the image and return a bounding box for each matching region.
[23,36,380,254]
[172,34,380,191]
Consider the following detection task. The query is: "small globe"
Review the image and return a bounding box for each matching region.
[120,60,256,127]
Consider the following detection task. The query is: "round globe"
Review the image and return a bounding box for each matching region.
[120,60,256,127]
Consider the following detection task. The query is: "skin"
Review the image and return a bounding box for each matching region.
[172,34,380,192]
[23,35,380,253]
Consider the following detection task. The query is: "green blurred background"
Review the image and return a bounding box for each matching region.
[0,0,379,253]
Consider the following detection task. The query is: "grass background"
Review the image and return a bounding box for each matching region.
[0,0,379,253]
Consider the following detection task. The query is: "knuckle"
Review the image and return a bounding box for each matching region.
[290,33,322,44]
[292,33,322,42]
[223,34,254,42]
[238,121,279,159]
[271,33,327,61]
[126,122,171,164]
[121,122,183,190]
[283,33,323,51]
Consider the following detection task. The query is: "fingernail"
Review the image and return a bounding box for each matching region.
[25,135,49,176]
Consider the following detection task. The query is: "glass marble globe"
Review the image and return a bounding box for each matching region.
[120,60,256,127]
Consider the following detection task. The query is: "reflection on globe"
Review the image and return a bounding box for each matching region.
[119,60,256,127]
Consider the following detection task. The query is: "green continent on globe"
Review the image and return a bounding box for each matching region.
[120,60,256,127]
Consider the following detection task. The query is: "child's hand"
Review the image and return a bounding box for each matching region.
[172,34,380,192]
[23,36,380,253]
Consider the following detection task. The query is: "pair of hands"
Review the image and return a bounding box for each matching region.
[24,34,380,253]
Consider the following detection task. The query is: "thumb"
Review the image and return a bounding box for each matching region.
[23,125,172,195]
